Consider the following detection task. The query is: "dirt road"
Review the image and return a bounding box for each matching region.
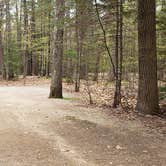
[0,86,165,166]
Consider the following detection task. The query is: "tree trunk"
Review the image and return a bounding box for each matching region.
[136,0,160,114]
[23,0,29,78]
[31,0,38,76]
[6,0,14,80]
[46,0,52,78]
[75,2,80,92]
[0,1,4,76]
[49,0,65,98]
[113,0,123,108]
[16,0,22,75]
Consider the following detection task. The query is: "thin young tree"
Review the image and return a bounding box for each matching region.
[5,0,14,80]
[23,0,29,78]
[0,1,4,76]
[49,0,65,98]
[30,0,38,76]
[75,1,81,92]
[16,0,22,72]
[75,0,88,92]
[95,0,123,108]
[113,0,123,108]
[136,0,160,114]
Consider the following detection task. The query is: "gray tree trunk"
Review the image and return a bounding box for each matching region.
[49,0,65,98]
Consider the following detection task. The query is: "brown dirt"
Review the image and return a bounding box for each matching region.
[0,85,165,166]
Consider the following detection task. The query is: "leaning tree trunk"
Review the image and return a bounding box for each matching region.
[136,0,160,114]
[49,0,65,98]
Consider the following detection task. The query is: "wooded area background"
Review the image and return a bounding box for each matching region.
[0,0,165,115]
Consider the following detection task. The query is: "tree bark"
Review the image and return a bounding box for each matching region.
[136,0,160,114]
[0,1,4,76]
[23,0,29,78]
[6,0,14,80]
[113,0,123,108]
[31,0,38,76]
[49,0,65,98]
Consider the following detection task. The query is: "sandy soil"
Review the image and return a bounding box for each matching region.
[0,86,165,166]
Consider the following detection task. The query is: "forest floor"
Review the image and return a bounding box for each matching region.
[0,78,166,166]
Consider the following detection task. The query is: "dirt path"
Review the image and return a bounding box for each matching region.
[0,86,165,166]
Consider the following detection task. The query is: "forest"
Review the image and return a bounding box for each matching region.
[0,0,165,165]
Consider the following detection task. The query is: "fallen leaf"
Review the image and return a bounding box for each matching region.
[115,145,124,150]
